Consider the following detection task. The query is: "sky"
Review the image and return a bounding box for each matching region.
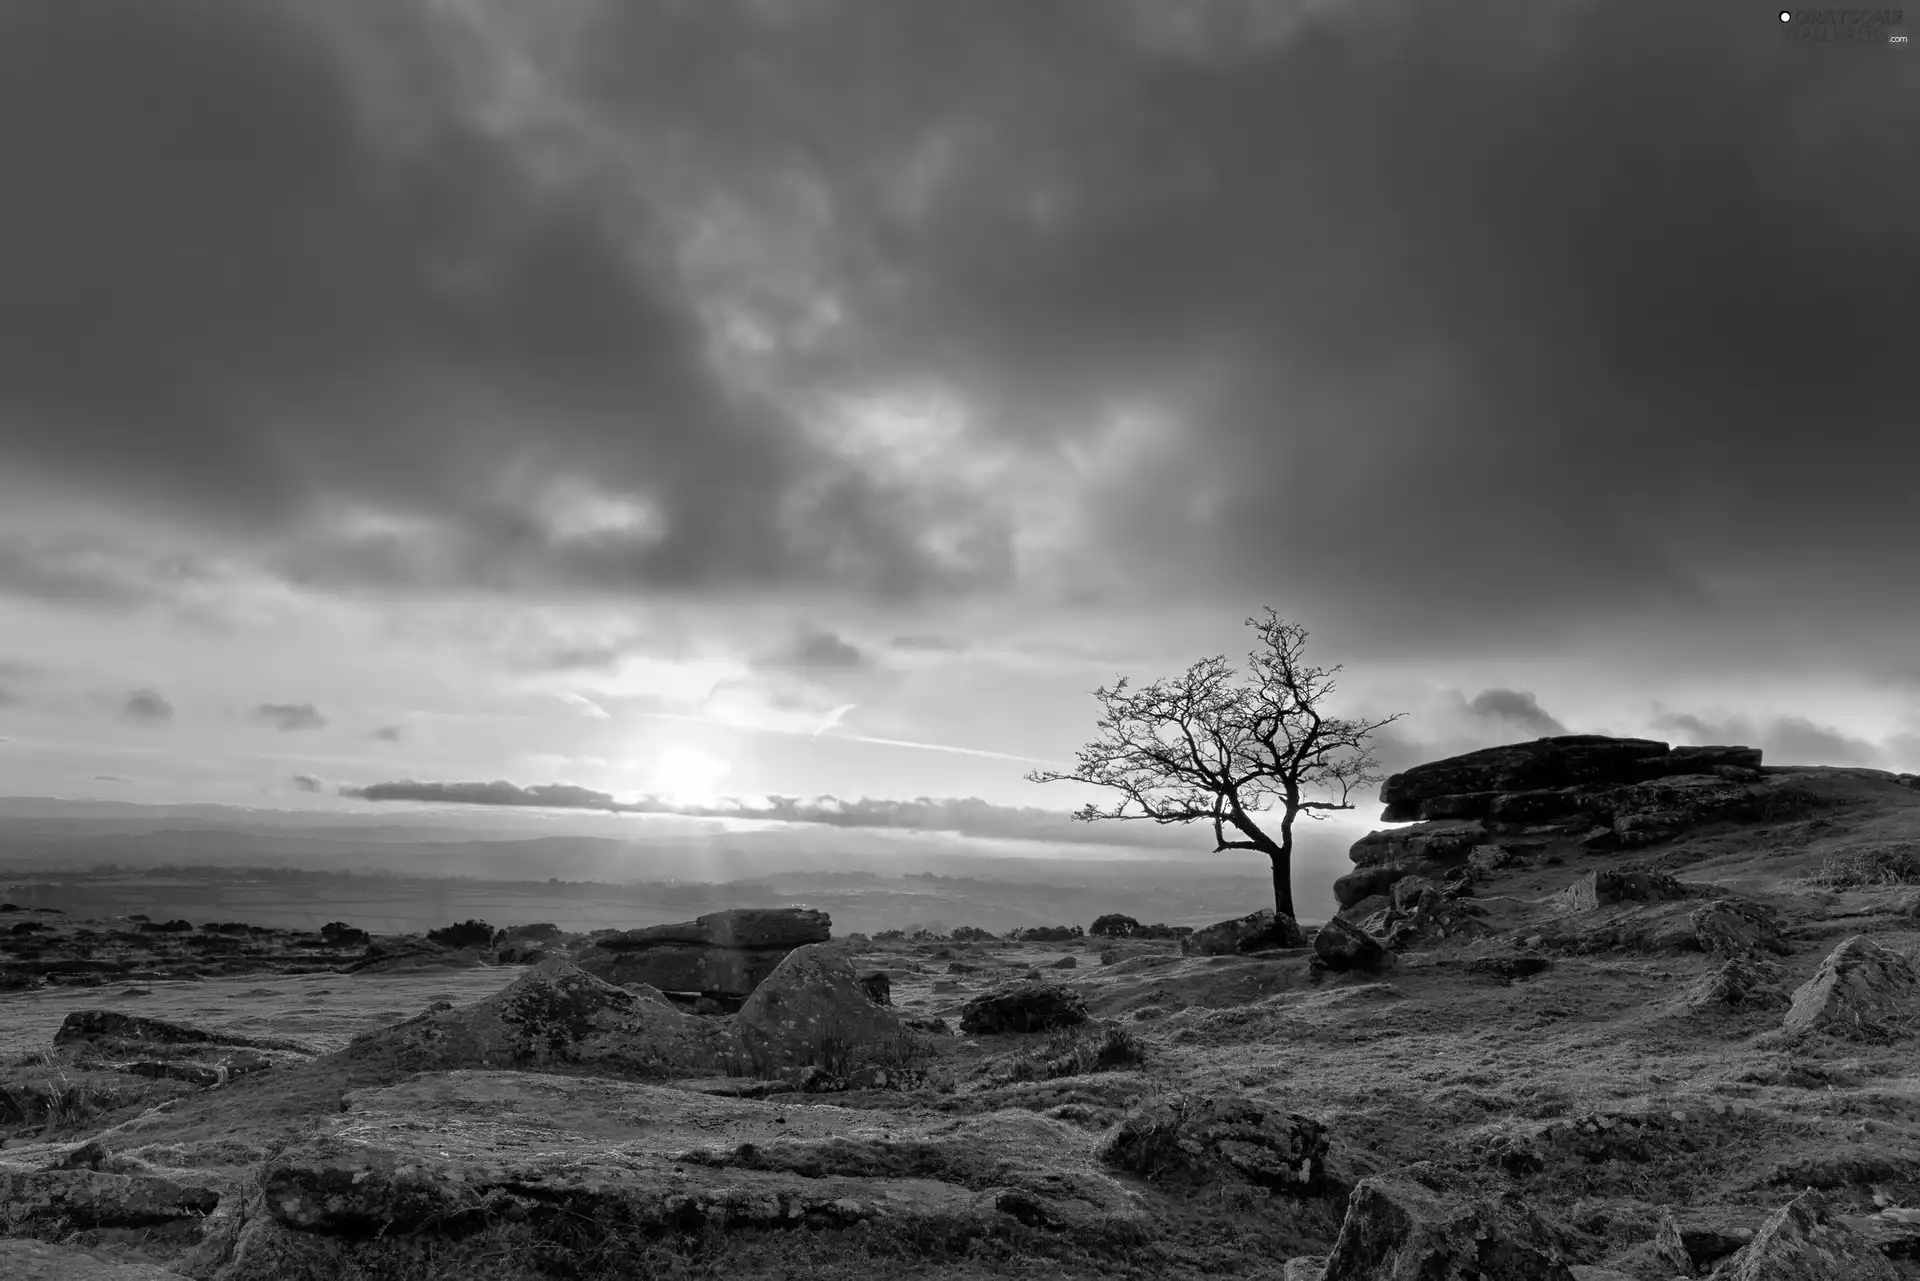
[1,0,1916,880]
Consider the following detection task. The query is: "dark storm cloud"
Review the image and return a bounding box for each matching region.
[1463,689,1569,739]
[291,774,325,793]
[5,0,1913,635]
[252,703,328,732]
[342,777,1199,849]
[1652,710,1882,767]
[121,690,175,725]
[763,629,869,673]
[0,0,989,601]
[561,0,1917,636]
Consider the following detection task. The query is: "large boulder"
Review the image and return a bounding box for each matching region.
[733,943,917,1070]
[575,907,831,997]
[342,959,729,1078]
[1321,1173,1576,1280]
[958,981,1090,1034]
[1313,916,1395,973]
[1706,1189,1899,1280]
[1096,1093,1328,1191]
[1782,935,1920,1042]
[1179,908,1305,955]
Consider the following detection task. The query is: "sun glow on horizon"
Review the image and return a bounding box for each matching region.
[645,745,734,806]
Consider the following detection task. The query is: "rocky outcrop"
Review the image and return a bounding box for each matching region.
[1350,821,1488,871]
[733,943,919,1070]
[1333,865,1409,909]
[1179,908,1305,955]
[1355,737,1771,878]
[1321,1172,1576,1280]
[958,981,1090,1034]
[574,907,831,997]
[342,959,729,1078]
[1096,1093,1328,1191]
[1706,1189,1899,1279]
[1379,736,1761,822]
[1781,935,1919,1041]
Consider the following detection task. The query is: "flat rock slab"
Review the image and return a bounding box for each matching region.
[258,1068,1144,1245]
[0,1165,221,1232]
[0,1239,193,1280]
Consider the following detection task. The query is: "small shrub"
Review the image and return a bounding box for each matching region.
[426,919,496,949]
[949,925,997,942]
[1089,914,1141,938]
[1805,846,1920,889]
[874,929,906,942]
[996,1023,1145,1083]
[1011,924,1084,943]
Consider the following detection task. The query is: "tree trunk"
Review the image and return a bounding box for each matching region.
[1268,842,1296,922]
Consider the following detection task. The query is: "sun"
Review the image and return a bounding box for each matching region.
[650,745,732,806]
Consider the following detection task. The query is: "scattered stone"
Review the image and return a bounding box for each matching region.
[734,943,918,1070]
[1312,916,1395,973]
[1782,935,1920,1042]
[1560,868,1693,913]
[1048,955,1077,969]
[574,908,831,998]
[1467,954,1553,986]
[1707,1188,1899,1279]
[1180,908,1305,955]
[1468,844,1516,875]
[958,981,1089,1034]
[1682,956,1789,1013]
[1096,1093,1328,1190]
[1320,1173,1576,1280]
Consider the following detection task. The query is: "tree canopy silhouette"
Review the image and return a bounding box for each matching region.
[1027,609,1403,924]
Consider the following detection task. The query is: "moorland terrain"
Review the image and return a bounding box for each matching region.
[2,735,1920,1279]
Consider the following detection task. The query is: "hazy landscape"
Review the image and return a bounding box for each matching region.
[5,737,1920,1280]
[3,0,1916,1277]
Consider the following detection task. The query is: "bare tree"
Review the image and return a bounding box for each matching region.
[1027,609,1403,924]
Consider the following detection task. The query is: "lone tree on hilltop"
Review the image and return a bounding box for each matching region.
[1027,609,1403,925]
